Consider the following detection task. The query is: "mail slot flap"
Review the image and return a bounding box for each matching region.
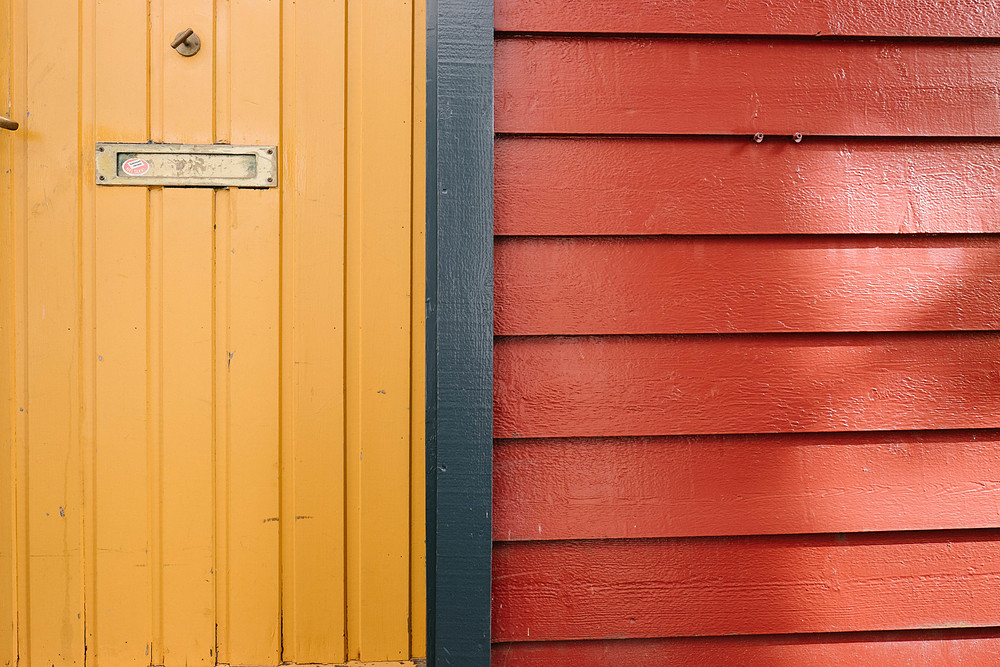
[96,143,277,188]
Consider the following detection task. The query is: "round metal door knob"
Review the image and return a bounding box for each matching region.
[171,28,201,57]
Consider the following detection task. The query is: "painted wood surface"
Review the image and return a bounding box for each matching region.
[495,0,1000,36]
[494,431,1000,540]
[19,3,85,664]
[1,1,426,664]
[496,236,1000,335]
[495,37,1000,136]
[279,2,348,661]
[427,0,496,664]
[346,2,415,659]
[495,137,1000,235]
[495,334,1000,438]
[0,0,14,660]
[492,630,1000,667]
[492,531,1000,641]
[491,2,1000,662]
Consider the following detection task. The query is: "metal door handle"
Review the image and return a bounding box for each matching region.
[0,116,17,131]
[171,28,201,57]
[170,28,194,49]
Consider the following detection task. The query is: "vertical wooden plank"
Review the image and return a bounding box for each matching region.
[79,2,96,664]
[212,189,231,666]
[410,0,427,657]
[22,0,85,663]
[146,186,165,667]
[427,0,495,664]
[94,188,148,665]
[346,15,363,655]
[225,188,281,664]
[346,0,414,660]
[224,2,281,663]
[210,3,231,663]
[9,0,26,661]
[160,189,215,667]
[146,6,165,664]
[162,0,213,143]
[92,1,150,664]
[280,0,348,663]
[159,2,215,665]
[0,0,16,662]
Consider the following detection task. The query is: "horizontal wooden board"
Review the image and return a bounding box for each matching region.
[495,236,1000,335]
[494,333,1000,438]
[495,137,1000,235]
[495,37,1000,135]
[494,431,1000,540]
[493,629,1000,666]
[492,531,1000,641]
[495,0,1000,37]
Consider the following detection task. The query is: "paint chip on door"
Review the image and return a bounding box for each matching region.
[96,143,277,187]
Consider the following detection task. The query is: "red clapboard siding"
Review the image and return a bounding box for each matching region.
[495,0,1000,37]
[495,137,1000,235]
[492,630,1000,667]
[493,431,1000,540]
[492,532,1000,641]
[495,236,1000,335]
[494,37,1000,135]
[494,334,1000,438]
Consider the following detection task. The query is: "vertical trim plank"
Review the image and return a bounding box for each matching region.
[427,0,494,664]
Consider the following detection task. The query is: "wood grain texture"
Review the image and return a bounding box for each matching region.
[427,0,496,664]
[495,0,1000,37]
[495,236,1000,335]
[494,334,1000,438]
[492,630,1000,666]
[492,532,1000,641]
[495,37,1000,135]
[495,137,1000,235]
[494,431,1000,540]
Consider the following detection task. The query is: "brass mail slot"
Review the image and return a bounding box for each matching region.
[95,143,277,188]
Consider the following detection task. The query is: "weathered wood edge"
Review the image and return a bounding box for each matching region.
[426,0,494,664]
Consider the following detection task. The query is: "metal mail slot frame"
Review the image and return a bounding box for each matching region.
[95,143,278,188]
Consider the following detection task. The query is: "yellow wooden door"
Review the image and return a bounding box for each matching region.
[0,2,425,666]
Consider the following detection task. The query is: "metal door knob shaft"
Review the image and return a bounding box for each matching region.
[171,28,201,57]
[0,116,17,131]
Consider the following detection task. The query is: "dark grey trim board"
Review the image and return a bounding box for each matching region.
[426,0,494,665]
